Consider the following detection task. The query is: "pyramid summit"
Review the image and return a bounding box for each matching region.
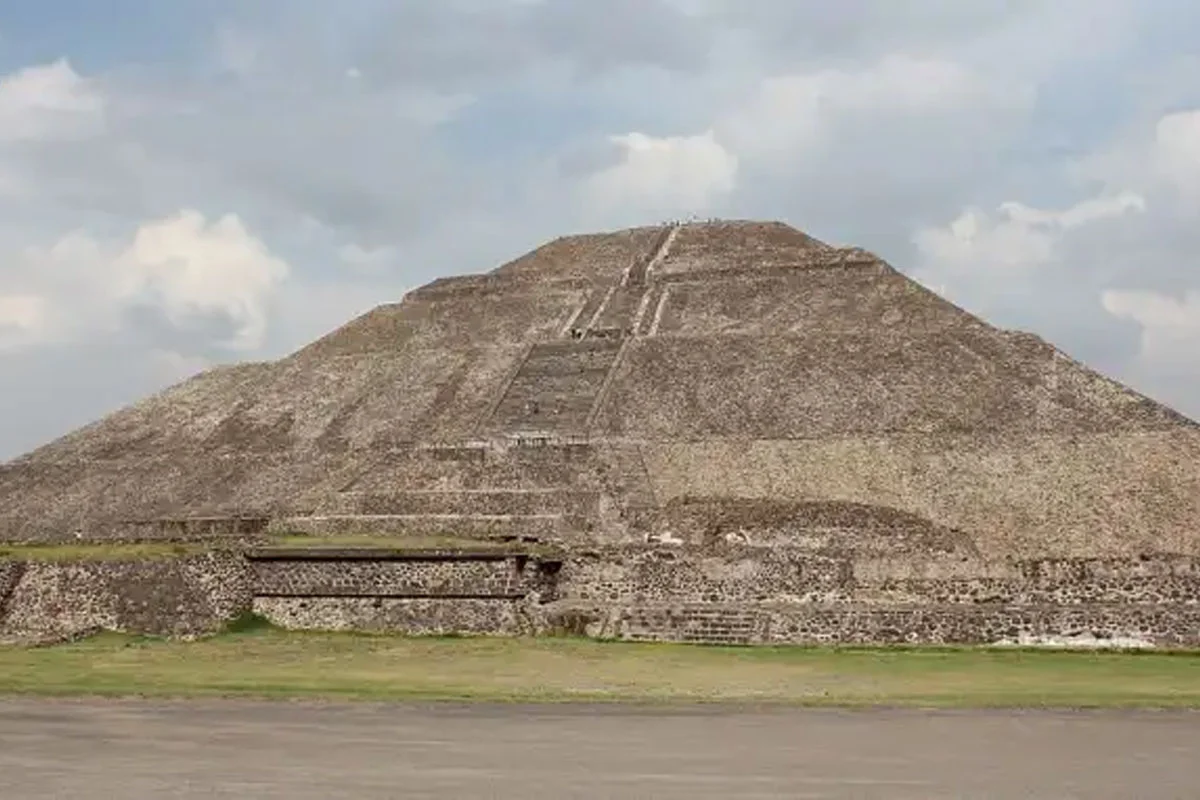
[3,219,1199,646]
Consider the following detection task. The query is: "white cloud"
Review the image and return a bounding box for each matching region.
[721,55,1023,164]
[1153,110,1200,198]
[1,210,289,354]
[0,294,49,352]
[914,190,1146,276]
[1102,289,1200,378]
[909,105,1200,417]
[1073,108,1200,207]
[0,59,103,142]
[4,231,111,346]
[114,210,290,351]
[583,129,737,217]
[1000,193,1147,229]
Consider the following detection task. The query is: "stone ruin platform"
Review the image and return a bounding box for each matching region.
[2,220,1198,647]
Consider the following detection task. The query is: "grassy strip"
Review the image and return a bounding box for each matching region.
[2,625,1199,707]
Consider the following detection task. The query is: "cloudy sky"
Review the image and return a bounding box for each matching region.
[1,0,1199,459]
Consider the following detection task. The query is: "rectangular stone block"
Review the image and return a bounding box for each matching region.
[254,597,527,635]
[252,558,518,598]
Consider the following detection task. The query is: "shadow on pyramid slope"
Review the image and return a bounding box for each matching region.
[1,219,1197,561]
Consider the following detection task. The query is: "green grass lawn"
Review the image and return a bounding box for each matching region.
[3,625,1199,707]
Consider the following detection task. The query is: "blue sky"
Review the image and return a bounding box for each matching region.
[1,0,1199,458]
[0,1,224,72]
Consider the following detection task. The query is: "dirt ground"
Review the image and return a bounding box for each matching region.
[2,699,1198,799]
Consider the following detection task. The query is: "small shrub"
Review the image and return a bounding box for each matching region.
[222,611,275,634]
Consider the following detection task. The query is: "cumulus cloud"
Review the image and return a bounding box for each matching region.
[1102,289,1200,410]
[722,56,1009,163]
[0,58,103,142]
[914,191,1147,279]
[114,210,289,351]
[1,210,289,354]
[1103,289,1200,373]
[910,102,1200,418]
[582,130,737,221]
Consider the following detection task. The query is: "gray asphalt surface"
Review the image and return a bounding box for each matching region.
[2,699,1199,799]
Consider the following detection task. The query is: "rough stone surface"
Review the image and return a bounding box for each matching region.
[0,554,250,642]
[2,219,1198,646]
[0,561,26,619]
[563,602,1200,648]
[254,597,529,634]
[252,556,524,597]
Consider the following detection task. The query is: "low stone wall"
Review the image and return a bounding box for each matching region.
[556,549,847,604]
[856,576,1200,606]
[551,602,1200,648]
[252,556,521,597]
[0,554,250,642]
[254,597,529,634]
[243,550,557,634]
[756,603,1200,647]
[554,548,1200,607]
[0,560,26,616]
[3,546,1199,647]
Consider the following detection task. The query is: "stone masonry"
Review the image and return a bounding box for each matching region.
[1,220,1198,647]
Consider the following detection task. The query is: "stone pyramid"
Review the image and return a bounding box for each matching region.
[5,219,1200,646]
[3,219,1196,560]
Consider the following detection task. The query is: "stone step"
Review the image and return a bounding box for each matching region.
[625,609,760,620]
[315,489,600,517]
[343,440,604,494]
[268,513,567,540]
[590,286,645,334]
[622,627,755,635]
[250,556,524,599]
[625,620,758,631]
[482,341,623,435]
[623,632,755,645]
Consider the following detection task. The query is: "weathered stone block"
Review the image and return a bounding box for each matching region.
[254,597,528,635]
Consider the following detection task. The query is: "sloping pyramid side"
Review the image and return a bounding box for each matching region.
[0,221,1196,559]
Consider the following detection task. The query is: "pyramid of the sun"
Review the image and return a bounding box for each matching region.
[2,220,1198,563]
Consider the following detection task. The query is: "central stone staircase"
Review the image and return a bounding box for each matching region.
[481,339,624,435]
[272,228,684,546]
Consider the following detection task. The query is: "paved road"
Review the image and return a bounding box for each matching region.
[2,699,1199,798]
